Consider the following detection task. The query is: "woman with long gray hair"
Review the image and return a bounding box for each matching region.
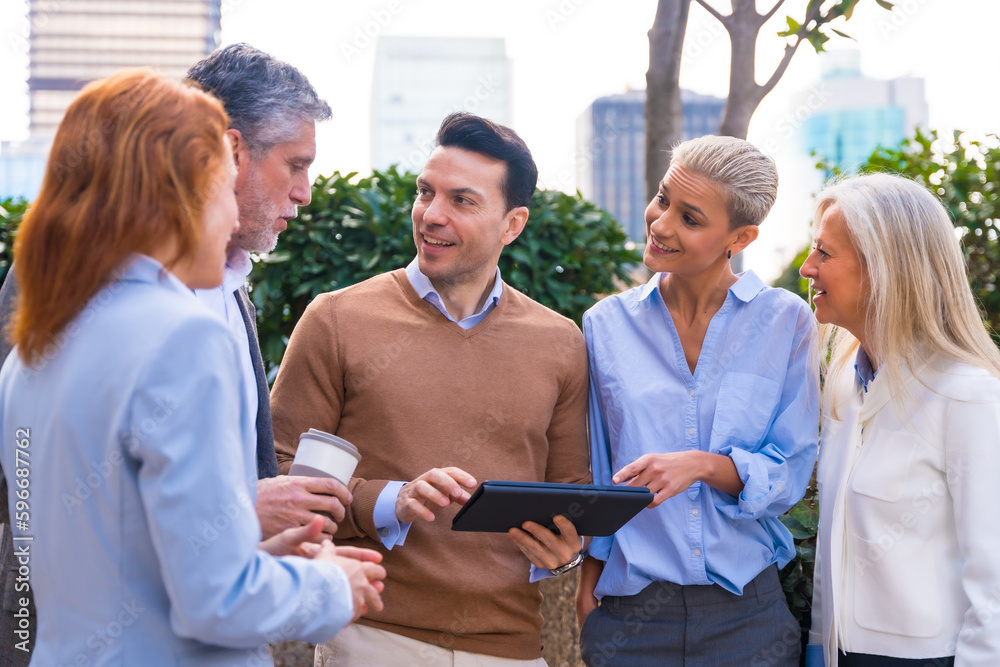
[801,173,1000,666]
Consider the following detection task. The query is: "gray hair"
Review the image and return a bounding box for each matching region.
[817,173,1000,403]
[185,43,331,158]
[670,135,778,229]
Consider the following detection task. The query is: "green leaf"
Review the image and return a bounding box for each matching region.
[777,15,802,38]
[807,29,831,52]
[875,0,895,10]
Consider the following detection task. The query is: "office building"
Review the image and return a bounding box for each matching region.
[800,50,927,173]
[371,36,510,173]
[576,89,725,243]
[1,0,222,199]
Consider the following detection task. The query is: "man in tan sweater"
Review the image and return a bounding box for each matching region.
[270,113,590,666]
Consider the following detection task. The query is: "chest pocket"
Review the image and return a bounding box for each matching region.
[850,429,916,503]
[711,372,779,449]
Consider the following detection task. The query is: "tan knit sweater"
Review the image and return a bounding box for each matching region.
[270,269,590,659]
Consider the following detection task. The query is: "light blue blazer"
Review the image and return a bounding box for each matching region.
[0,255,352,666]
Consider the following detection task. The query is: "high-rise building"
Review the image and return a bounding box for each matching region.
[576,89,725,243]
[371,36,510,173]
[800,50,927,173]
[1,0,222,199]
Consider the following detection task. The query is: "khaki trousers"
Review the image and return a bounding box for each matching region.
[315,623,548,667]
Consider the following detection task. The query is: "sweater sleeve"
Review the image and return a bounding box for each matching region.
[542,322,591,486]
[270,293,389,541]
[270,294,344,475]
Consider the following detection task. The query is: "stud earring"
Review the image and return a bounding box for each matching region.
[727,249,732,260]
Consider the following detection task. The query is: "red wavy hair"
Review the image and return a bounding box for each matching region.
[12,69,230,366]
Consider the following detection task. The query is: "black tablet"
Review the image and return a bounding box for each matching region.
[451,480,652,537]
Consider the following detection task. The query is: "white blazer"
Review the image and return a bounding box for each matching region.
[809,354,1000,666]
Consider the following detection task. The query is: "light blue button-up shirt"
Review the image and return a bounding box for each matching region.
[0,255,353,666]
[584,271,819,596]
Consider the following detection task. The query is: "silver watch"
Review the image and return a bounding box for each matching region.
[551,551,585,576]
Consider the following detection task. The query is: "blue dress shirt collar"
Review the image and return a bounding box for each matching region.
[637,270,768,304]
[854,346,878,392]
[404,257,503,329]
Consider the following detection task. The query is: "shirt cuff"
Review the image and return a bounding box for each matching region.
[373,481,411,549]
[527,537,586,583]
[805,644,825,667]
[722,446,777,516]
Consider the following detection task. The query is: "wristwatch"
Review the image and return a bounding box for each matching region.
[551,550,585,576]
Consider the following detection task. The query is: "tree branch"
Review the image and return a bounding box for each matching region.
[761,0,786,24]
[759,1,825,97]
[693,0,728,25]
[759,39,801,97]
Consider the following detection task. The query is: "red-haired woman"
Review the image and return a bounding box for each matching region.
[0,69,383,666]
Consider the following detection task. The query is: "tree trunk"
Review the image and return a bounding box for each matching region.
[717,0,764,139]
[645,0,691,202]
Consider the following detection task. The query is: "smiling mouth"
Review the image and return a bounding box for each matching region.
[650,237,678,253]
[423,234,455,248]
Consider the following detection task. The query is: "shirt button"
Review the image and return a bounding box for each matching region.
[378,528,389,538]
[694,549,701,556]
[692,509,699,516]
[687,428,695,435]
[689,389,695,397]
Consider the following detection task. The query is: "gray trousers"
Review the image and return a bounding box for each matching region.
[580,565,800,667]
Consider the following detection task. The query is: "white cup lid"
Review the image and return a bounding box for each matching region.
[298,428,360,459]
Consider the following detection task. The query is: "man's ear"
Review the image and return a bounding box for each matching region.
[501,206,529,246]
[227,129,245,171]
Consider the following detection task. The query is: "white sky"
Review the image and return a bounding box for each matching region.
[1,0,996,280]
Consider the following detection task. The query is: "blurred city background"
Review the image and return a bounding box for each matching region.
[0,0,994,281]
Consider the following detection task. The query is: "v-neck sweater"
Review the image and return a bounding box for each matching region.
[271,268,590,659]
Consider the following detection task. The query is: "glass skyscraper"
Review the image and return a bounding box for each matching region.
[576,89,725,243]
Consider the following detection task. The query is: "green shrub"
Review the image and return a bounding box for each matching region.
[0,198,28,285]
[250,167,641,377]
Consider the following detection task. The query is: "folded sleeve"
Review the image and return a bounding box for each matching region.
[717,304,819,520]
[129,316,353,647]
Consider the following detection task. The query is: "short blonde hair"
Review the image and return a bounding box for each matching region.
[671,135,778,229]
[817,173,1000,398]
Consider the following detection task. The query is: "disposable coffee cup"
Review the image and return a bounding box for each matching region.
[289,428,361,486]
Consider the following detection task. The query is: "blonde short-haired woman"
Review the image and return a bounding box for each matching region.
[801,173,1000,666]
[577,136,819,665]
